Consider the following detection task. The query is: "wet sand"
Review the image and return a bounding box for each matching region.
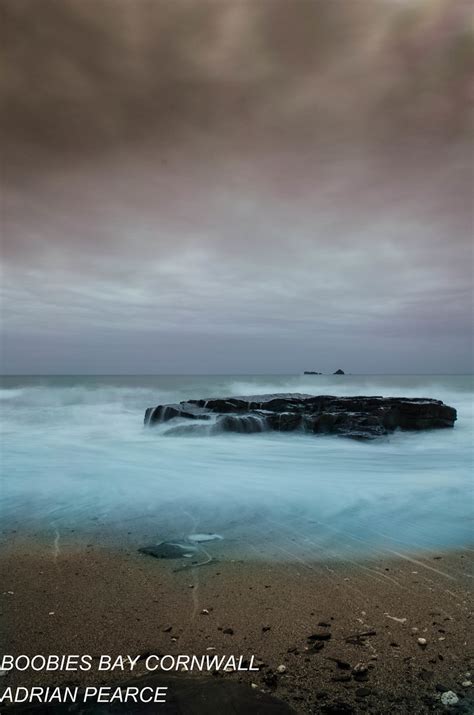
[0,537,473,714]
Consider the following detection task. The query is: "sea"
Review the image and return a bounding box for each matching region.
[0,374,472,561]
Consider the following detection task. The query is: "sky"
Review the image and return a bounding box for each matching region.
[1,0,473,374]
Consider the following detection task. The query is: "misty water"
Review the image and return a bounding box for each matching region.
[1,375,472,561]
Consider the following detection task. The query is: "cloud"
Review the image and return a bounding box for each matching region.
[0,0,472,372]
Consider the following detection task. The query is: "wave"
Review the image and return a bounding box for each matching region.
[0,374,472,559]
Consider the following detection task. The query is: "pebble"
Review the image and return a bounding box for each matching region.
[276,665,286,674]
[440,691,459,706]
[308,631,332,641]
[223,628,234,635]
[263,672,278,687]
[352,663,369,681]
[417,638,427,647]
[355,687,372,697]
[201,609,210,615]
[461,681,472,688]
[251,683,258,689]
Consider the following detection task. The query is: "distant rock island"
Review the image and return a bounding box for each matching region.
[303,369,345,375]
[144,394,456,440]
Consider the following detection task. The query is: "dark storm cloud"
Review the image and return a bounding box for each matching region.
[2,0,472,164]
[1,0,473,373]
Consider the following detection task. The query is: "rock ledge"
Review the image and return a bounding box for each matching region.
[144,394,456,440]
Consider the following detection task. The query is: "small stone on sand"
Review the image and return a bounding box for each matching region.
[440,691,459,706]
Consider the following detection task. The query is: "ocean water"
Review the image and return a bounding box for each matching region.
[0,374,472,561]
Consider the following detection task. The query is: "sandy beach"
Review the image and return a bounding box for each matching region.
[1,535,472,714]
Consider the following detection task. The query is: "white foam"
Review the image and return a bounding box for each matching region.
[0,375,472,557]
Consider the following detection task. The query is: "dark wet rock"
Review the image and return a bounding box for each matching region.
[144,393,456,440]
[223,627,234,635]
[217,414,267,434]
[303,371,322,374]
[145,403,211,425]
[138,542,195,559]
[333,369,345,375]
[308,631,332,641]
[266,412,302,431]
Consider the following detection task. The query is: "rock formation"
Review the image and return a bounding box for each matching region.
[144,394,456,440]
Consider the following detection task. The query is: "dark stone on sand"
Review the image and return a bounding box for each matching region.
[355,687,372,697]
[5,674,296,714]
[352,663,369,681]
[344,629,377,645]
[223,627,234,635]
[309,641,325,652]
[327,658,351,670]
[308,631,332,641]
[138,542,195,559]
[144,393,457,440]
[263,671,279,688]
